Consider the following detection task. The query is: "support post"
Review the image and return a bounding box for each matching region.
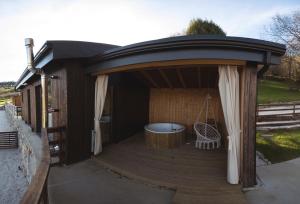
[242,63,257,187]
[41,73,48,129]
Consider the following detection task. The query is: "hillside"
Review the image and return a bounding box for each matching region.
[0,83,15,106]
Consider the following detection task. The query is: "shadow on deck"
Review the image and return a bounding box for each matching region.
[95,133,247,204]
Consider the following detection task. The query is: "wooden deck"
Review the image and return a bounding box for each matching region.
[95,133,247,204]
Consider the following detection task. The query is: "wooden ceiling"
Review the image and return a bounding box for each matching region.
[131,66,219,88]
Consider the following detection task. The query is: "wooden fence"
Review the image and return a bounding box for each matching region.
[257,102,300,122]
[0,131,18,149]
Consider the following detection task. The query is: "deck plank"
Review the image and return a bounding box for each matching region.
[95,133,247,204]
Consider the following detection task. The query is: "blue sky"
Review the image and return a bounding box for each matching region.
[0,0,299,82]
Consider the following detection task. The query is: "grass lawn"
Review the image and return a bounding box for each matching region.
[0,87,14,95]
[0,87,13,106]
[257,80,300,104]
[256,129,300,163]
[0,98,11,106]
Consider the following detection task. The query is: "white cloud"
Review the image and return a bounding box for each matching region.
[0,0,299,82]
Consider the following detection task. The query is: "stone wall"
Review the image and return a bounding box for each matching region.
[5,104,42,183]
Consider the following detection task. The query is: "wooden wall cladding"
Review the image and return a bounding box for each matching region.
[145,130,186,150]
[21,89,27,123]
[12,95,21,106]
[20,80,41,132]
[149,88,225,135]
[20,63,94,164]
[111,72,150,143]
[242,64,258,187]
[66,62,94,163]
[49,68,68,129]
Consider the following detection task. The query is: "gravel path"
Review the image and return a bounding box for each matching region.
[0,149,28,204]
[0,110,28,203]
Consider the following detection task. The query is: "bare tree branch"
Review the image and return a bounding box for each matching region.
[265,10,300,55]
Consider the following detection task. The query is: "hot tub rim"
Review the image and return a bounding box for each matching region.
[144,122,186,134]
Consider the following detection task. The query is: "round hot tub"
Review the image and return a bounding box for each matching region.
[144,123,186,149]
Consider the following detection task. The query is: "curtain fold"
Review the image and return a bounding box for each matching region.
[94,75,108,155]
[218,65,240,184]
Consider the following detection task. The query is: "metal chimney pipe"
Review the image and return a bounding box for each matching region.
[24,38,48,129]
[25,38,36,73]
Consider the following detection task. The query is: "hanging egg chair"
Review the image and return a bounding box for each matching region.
[194,94,221,150]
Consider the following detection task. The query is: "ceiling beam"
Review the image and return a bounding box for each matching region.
[176,69,186,88]
[132,72,151,87]
[158,69,172,88]
[140,70,159,88]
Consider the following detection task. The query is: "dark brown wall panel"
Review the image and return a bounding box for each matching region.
[111,73,150,142]
[49,68,68,129]
[242,64,257,187]
[66,62,94,164]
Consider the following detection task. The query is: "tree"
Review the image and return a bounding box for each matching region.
[266,10,300,55]
[186,18,226,36]
[265,10,300,81]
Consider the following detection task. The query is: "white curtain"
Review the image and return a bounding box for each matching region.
[94,75,108,155]
[218,65,240,184]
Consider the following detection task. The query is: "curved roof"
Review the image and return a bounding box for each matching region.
[87,35,286,73]
[15,36,286,89]
[15,40,119,89]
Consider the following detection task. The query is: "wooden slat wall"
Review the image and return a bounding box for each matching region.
[82,72,95,159]
[149,88,225,135]
[30,86,35,130]
[21,89,28,122]
[242,63,257,187]
[12,95,21,106]
[66,62,94,163]
[19,63,94,164]
[35,85,42,132]
[20,80,41,132]
[49,68,68,130]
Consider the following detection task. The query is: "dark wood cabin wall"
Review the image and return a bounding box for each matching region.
[149,88,225,136]
[29,85,35,130]
[242,63,258,187]
[111,73,150,143]
[32,81,41,132]
[12,95,21,106]
[21,88,28,123]
[18,62,94,164]
[65,62,94,164]
[83,74,95,158]
[20,80,41,132]
[35,85,42,132]
[46,62,94,164]
[47,67,68,163]
[48,68,68,129]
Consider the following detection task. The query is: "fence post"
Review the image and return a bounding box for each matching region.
[293,103,296,119]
